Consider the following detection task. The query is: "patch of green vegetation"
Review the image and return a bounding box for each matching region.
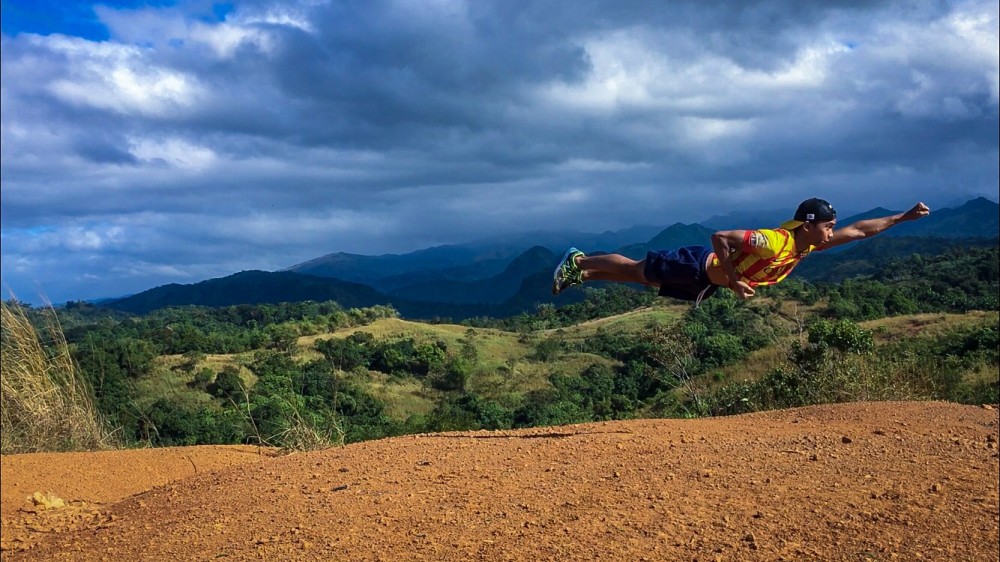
[7,242,994,450]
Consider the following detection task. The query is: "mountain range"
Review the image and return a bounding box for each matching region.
[104,197,999,317]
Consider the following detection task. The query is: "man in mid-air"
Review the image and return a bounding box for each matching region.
[552,198,931,304]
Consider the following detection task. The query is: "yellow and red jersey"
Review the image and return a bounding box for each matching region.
[711,228,814,286]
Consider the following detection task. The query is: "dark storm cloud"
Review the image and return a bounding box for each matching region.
[1,0,997,303]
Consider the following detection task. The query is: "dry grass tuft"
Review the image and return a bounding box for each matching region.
[1,299,118,454]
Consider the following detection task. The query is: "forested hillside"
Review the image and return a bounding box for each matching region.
[4,244,992,453]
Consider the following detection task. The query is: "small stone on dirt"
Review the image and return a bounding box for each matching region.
[29,492,65,510]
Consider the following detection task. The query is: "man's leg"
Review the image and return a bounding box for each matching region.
[577,254,649,284]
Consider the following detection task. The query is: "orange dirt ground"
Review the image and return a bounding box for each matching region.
[1,401,997,561]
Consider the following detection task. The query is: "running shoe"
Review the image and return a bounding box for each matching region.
[552,247,584,295]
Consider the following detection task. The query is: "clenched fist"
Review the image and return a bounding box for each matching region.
[902,202,930,221]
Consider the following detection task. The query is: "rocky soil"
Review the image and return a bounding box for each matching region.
[1,401,997,561]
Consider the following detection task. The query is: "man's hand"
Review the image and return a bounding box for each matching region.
[729,280,756,300]
[901,202,930,222]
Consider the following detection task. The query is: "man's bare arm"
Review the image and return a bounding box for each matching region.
[710,230,756,299]
[818,202,931,251]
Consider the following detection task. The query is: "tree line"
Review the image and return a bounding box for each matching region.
[7,244,996,449]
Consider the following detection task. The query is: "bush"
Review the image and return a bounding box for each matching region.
[426,393,513,432]
[513,391,591,428]
[430,356,471,392]
[190,367,215,390]
[702,317,999,416]
[209,366,245,400]
[143,398,246,446]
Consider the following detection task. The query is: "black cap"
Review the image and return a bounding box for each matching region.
[781,198,837,230]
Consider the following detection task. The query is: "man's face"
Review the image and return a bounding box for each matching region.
[806,219,836,246]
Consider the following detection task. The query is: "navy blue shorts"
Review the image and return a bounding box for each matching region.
[643,246,719,302]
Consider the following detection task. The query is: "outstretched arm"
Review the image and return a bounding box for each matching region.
[818,202,931,251]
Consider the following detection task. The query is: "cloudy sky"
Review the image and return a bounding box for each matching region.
[2,0,998,304]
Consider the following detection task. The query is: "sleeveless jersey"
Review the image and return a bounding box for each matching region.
[712,228,814,286]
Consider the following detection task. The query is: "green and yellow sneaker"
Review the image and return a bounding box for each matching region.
[552,247,585,295]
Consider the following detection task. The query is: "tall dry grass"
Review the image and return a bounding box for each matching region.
[1,300,118,454]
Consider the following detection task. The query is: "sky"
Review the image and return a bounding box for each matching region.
[2,0,998,304]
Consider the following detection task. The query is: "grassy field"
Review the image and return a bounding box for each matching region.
[354,371,438,420]
[138,307,998,423]
[861,310,998,342]
[143,309,680,421]
[547,304,687,341]
[706,310,1000,391]
[303,317,624,414]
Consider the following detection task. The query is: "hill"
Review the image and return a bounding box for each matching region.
[101,244,595,318]
[887,197,999,239]
[284,226,665,288]
[613,222,717,260]
[2,401,996,560]
[96,198,997,316]
[287,198,998,289]
[794,236,999,282]
[103,270,390,315]
[102,237,998,318]
[388,246,557,304]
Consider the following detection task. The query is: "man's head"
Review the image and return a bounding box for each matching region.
[781,198,837,245]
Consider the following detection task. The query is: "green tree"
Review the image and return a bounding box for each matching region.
[210,366,245,400]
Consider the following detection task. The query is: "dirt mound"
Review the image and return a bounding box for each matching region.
[2,401,997,561]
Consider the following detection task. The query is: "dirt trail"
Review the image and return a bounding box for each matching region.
[1,401,997,561]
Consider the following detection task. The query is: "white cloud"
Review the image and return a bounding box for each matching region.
[65,228,108,251]
[129,137,218,170]
[212,210,392,244]
[235,6,316,33]
[109,262,191,279]
[189,22,274,58]
[677,116,755,145]
[534,30,671,113]
[742,42,851,90]
[860,1,999,118]
[551,159,652,173]
[39,36,201,117]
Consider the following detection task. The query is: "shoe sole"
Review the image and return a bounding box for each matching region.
[552,247,579,295]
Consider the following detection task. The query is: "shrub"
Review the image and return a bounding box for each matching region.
[426,393,513,432]
[210,366,245,400]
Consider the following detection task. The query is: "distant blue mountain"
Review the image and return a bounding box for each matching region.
[612,223,717,260]
[886,197,998,239]
[699,209,791,230]
[285,224,664,288]
[103,248,585,317]
[102,198,998,317]
[104,271,387,315]
[388,246,557,304]
[793,235,998,282]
